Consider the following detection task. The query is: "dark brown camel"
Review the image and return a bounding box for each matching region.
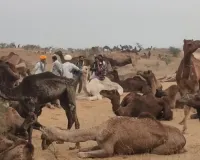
[0,63,80,149]
[100,88,173,121]
[176,39,200,133]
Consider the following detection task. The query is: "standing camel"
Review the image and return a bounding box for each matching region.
[176,39,200,133]
[0,65,80,148]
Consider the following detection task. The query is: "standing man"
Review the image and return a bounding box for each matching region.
[33,55,47,74]
[52,55,63,76]
[51,55,63,108]
[62,55,82,79]
[76,56,84,69]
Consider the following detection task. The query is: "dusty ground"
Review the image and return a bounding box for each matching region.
[1,49,200,159]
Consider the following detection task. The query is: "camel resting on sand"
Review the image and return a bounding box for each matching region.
[40,113,186,158]
[0,107,36,159]
[77,66,123,101]
[0,136,34,160]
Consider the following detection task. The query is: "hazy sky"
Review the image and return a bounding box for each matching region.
[0,0,200,48]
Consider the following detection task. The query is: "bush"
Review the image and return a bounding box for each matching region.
[169,46,181,57]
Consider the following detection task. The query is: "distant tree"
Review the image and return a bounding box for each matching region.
[169,46,181,57]
[136,43,144,50]
[0,43,7,48]
[7,42,16,48]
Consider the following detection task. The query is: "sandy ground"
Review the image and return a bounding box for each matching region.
[1,49,200,159]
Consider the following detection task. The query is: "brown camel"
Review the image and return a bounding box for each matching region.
[176,39,200,133]
[0,136,34,160]
[157,85,180,109]
[100,89,172,120]
[0,107,37,141]
[0,52,32,77]
[40,113,186,158]
[0,107,36,159]
[107,70,162,94]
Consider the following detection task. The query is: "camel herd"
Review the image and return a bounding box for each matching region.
[0,39,200,159]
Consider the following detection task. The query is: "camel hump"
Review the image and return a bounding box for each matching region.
[138,112,156,120]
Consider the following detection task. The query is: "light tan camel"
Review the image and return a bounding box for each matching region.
[40,113,186,158]
[176,39,200,133]
[77,66,123,101]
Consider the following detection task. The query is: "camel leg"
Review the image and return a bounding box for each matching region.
[79,145,100,152]
[179,105,191,133]
[78,141,114,158]
[78,77,82,93]
[27,126,33,144]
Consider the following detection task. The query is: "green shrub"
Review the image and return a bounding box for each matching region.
[169,46,181,57]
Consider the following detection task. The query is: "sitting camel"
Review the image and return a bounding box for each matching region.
[77,66,123,101]
[156,85,181,109]
[0,107,36,159]
[107,70,162,94]
[40,113,186,158]
[100,88,173,120]
[0,137,34,160]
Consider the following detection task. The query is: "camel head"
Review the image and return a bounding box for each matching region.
[54,50,63,56]
[40,126,63,150]
[81,66,90,77]
[5,107,37,134]
[100,89,120,100]
[183,39,200,55]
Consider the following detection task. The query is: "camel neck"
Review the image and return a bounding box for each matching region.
[0,84,21,101]
[110,96,121,116]
[182,54,192,79]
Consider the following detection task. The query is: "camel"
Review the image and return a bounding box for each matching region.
[100,88,172,120]
[0,140,34,160]
[160,85,181,109]
[0,61,20,88]
[176,39,200,133]
[78,66,123,101]
[0,52,32,77]
[0,65,80,148]
[107,70,162,93]
[0,107,36,159]
[40,113,186,158]
[0,106,37,141]
[177,92,200,119]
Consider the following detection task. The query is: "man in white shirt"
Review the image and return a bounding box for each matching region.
[62,55,82,79]
[33,55,47,74]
